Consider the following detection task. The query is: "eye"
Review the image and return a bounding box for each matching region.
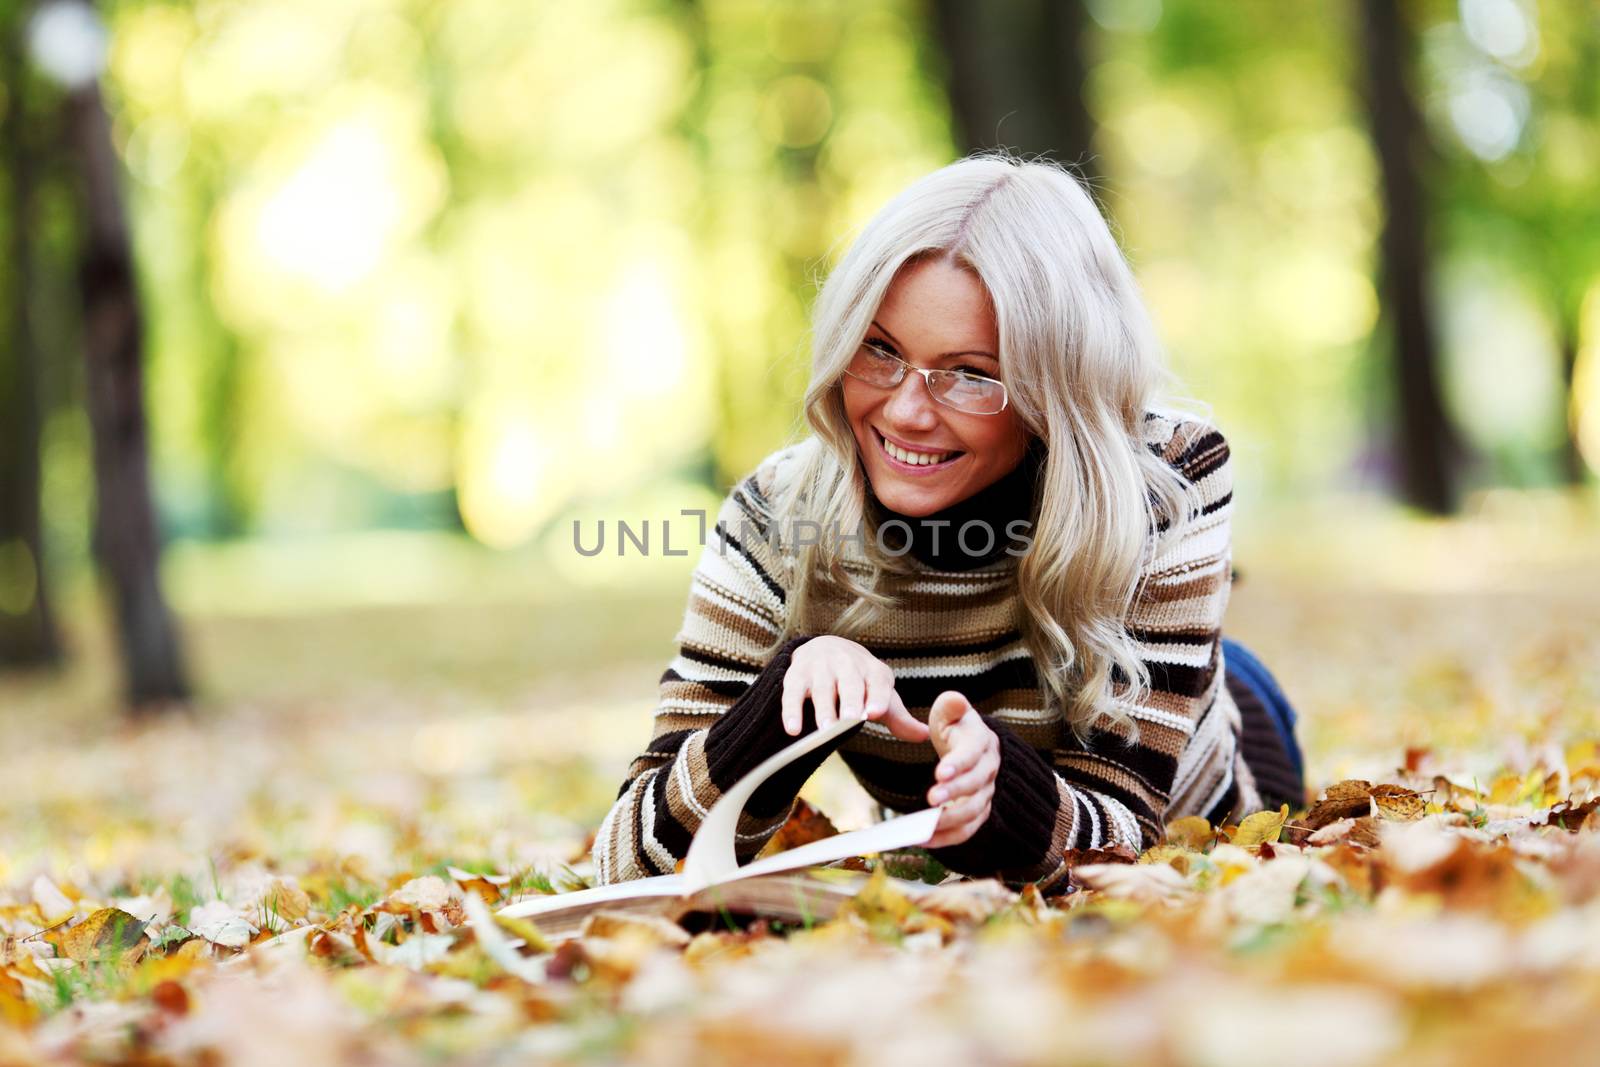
[953,365,998,380]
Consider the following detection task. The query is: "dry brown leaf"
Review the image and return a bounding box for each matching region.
[1326,779,1375,800]
[1061,844,1138,867]
[1369,784,1427,822]
[754,798,840,859]
[1306,780,1379,829]
[1540,795,1600,832]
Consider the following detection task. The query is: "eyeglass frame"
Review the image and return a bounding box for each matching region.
[841,341,1010,415]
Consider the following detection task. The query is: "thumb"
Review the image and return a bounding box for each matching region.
[928,691,973,748]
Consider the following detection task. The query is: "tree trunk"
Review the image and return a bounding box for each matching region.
[0,5,61,668]
[1356,0,1462,514]
[65,79,190,710]
[929,0,1103,207]
[1557,299,1588,484]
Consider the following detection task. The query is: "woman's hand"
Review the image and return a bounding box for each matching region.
[781,636,931,742]
[924,691,1000,848]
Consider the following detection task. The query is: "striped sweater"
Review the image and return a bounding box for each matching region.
[593,413,1262,892]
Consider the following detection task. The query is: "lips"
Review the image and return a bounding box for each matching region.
[873,427,964,471]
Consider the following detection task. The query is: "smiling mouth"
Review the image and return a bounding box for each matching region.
[873,428,964,468]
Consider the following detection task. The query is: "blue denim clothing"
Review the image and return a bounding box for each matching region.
[1221,637,1304,781]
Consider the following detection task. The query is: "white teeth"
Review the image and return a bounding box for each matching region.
[880,435,952,466]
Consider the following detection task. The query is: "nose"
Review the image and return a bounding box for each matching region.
[881,370,940,431]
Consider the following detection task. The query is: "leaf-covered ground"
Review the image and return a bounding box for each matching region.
[3,509,1600,1066]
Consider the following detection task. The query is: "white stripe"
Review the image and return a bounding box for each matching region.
[667,656,759,686]
[1113,700,1195,734]
[897,576,1015,595]
[692,574,782,632]
[891,653,1032,680]
[672,735,713,821]
[1137,644,1215,669]
[1082,789,1102,848]
[1116,798,1141,845]
[639,772,677,875]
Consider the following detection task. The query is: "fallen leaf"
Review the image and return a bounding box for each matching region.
[187,901,257,948]
[579,911,691,949]
[1071,862,1189,901]
[1138,844,1203,876]
[1541,795,1600,832]
[1369,784,1426,822]
[754,798,840,859]
[1163,815,1214,850]
[41,908,148,963]
[1232,805,1289,847]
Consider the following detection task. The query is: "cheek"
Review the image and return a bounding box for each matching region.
[840,379,873,421]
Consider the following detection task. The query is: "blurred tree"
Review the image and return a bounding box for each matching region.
[0,0,61,668]
[1356,0,1465,514]
[929,0,1101,200]
[44,0,189,709]
[1434,3,1600,486]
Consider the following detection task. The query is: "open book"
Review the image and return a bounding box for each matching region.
[495,717,943,939]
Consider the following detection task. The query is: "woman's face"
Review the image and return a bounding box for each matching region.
[841,256,1031,518]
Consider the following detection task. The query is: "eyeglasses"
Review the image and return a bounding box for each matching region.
[842,342,1009,415]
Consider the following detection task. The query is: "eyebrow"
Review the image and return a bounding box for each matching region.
[870,320,999,362]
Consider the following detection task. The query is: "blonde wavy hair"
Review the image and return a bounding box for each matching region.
[757,151,1207,737]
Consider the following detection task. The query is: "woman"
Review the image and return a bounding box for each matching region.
[593,153,1304,892]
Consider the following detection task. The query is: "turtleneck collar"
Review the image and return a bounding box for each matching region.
[864,436,1046,571]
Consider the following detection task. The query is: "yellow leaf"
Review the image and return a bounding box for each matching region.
[1138,844,1201,876]
[493,912,553,954]
[1487,773,1524,805]
[42,908,148,963]
[1233,805,1289,847]
[0,969,36,1026]
[1163,815,1214,851]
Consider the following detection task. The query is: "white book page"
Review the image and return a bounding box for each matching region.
[680,716,937,891]
[498,873,689,920]
[495,716,941,920]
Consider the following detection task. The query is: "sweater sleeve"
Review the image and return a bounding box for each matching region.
[592,471,858,884]
[927,422,1246,892]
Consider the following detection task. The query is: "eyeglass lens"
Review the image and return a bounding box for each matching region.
[845,344,1006,415]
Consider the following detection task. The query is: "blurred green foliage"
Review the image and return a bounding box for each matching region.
[12,0,1599,593]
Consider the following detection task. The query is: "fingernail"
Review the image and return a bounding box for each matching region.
[930,788,946,803]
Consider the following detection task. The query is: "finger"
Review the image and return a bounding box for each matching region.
[835,670,866,722]
[927,812,989,849]
[861,672,891,719]
[932,749,999,803]
[934,738,985,783]
[937,788,992,827]
[883,687,930,742]
[926,800,991,848]
[780,670,807,736]
[811,674,839,730]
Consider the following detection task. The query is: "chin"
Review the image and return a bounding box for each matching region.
[870,480,958,517]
